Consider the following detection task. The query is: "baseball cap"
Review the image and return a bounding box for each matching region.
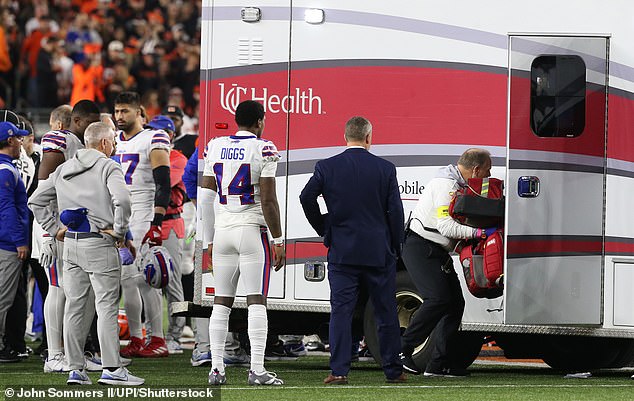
[162,105,184,118]
[146,115,175,133]
[0,121,29,141]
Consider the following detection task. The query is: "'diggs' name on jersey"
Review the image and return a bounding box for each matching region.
[203,131,280,229]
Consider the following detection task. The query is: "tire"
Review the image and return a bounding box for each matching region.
[540,336,634,371]
[364,270,482,370]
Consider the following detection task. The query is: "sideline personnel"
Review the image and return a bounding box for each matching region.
[29,122,143,385]
[299,116,405,384]
[400,148,493,378]
[0,122,29,363]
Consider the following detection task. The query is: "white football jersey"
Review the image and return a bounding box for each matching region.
[114,128,171,219]
[203,131,280,229]
[41,129,83,160]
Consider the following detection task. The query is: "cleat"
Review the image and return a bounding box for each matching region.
[399,353,421,375]
[44,352,69,373]
[208,368,226,385]
[84,352,102,372]
[265,341,297,361]
[224,349,250,366]
[67,369,92,385]
[191,349,212,367]
[248,370,283,386]
[137,336,168,358]
[284,342,307,357]
[304,334,326,352]
[120,337,145,358]
[167,339,183,355]
[98,367,144,386]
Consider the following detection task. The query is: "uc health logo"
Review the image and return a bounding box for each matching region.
[219,83,324,115]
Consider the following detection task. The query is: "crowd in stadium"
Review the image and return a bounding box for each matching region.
[0,0,201,120]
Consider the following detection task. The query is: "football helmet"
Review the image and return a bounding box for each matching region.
[140,245,173,289]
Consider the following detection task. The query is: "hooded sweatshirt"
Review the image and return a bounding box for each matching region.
[409,164,478,251]
[29,148,131,239]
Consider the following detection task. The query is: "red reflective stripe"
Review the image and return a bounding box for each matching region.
[507,239,602,256]
[49,260,58,287]
[605,241,634,255]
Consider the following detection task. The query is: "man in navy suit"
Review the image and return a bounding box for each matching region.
[300,116,405,384]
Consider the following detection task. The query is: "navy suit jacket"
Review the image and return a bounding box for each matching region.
[299,147,404,267]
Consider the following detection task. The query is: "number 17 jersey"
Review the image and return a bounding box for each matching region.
[202,130,280,229]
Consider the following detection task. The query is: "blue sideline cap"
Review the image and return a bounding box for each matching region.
[146,115,175,133]
[0,122,29,141]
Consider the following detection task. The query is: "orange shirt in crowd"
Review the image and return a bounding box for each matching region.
[70,63,104,106]
[0,26,12,72]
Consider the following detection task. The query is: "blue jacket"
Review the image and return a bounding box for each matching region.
[183,146,198,200]
[299,147,404,267]
[0,153,29,252]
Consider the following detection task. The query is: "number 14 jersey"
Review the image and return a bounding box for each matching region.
[203,131,281,229]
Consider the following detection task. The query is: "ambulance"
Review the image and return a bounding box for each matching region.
[188,0,634,370]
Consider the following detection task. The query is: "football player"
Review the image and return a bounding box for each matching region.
[38,101,100,373]
[114,92,171,358]
[201,100,285,386]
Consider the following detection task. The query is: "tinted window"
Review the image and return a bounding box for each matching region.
[530,55,586,137]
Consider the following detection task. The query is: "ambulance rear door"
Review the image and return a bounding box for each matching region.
[505,35,608,325]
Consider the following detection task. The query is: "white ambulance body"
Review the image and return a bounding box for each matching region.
[192,0,634,369]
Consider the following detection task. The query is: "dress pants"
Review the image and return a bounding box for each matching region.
[328,262,402,379]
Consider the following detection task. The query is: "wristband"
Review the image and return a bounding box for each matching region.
[152,214,164,226]
[272,236,284,245]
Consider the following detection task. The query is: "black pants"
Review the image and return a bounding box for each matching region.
[400,233,465,370]
[5,262,28,353]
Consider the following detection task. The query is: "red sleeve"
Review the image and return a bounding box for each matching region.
[169,150,187,187]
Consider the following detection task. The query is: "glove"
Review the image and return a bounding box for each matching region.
[119,247,135,265]
[476,227,497,238]
[39,236,57,268]
[142,224,163,247]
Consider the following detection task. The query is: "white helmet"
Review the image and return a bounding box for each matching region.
[140,245,173,289]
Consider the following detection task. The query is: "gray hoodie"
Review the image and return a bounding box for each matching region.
[29,149,131,239]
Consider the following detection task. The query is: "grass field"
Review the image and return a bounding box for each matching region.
[1,350,633,401]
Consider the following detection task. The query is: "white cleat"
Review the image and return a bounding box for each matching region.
[44,352,69,373]
[67,369,92,385]
[191,349,212,367]
[167,339,184,355]
[84,352,102,372]
[248,370,284,386]
[98,367,145,386]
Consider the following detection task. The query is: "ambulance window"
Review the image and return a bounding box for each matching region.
[530,55,586,137]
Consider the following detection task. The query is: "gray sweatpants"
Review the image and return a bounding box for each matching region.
[162,229,185,341]
[63,234,122,370]
[0,249,22,350]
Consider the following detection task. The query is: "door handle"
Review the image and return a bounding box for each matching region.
[518,176,540,198]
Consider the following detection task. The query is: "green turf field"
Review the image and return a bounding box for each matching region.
[1,352,632,401]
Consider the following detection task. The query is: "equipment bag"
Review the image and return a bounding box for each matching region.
[459,230,504,299]
[449,177,505,228]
